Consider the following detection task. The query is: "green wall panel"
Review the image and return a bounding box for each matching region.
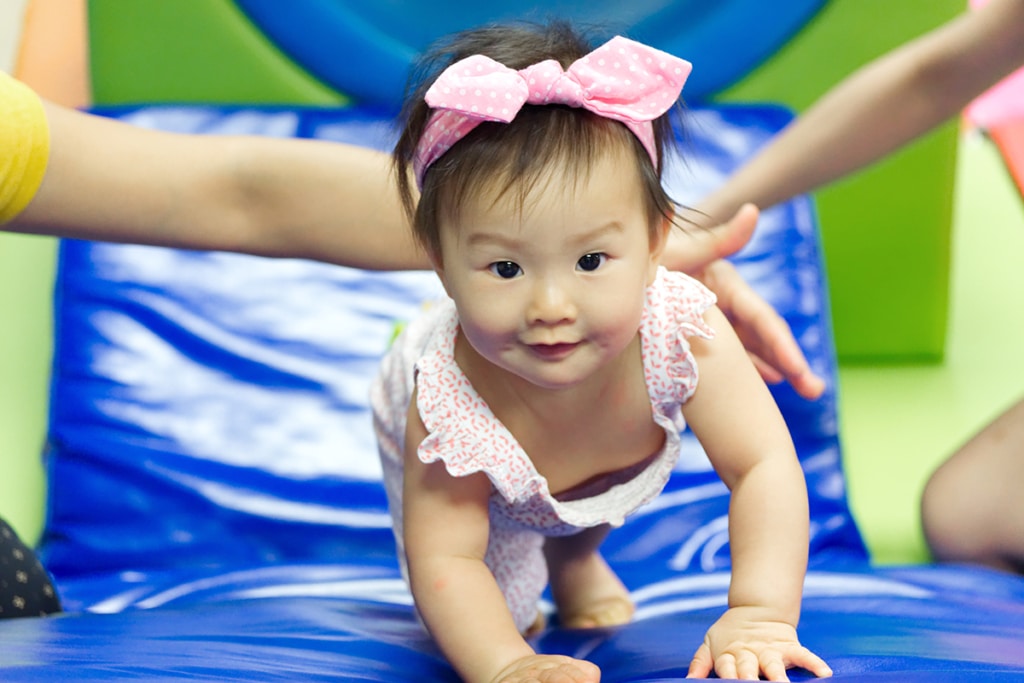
[88,0,346,105]
[718,0,962,361]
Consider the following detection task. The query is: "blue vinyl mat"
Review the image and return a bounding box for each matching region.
[1,105,1021,680]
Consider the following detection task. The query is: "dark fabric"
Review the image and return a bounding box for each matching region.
[0,517,61,618]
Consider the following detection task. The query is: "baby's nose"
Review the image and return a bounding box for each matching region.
[528,279,577,324]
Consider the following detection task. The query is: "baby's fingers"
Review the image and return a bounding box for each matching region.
[756,644,832,681]
[779,644,833,679]
[757,649,790,682]
[688,644,832,681]
[686,642,713,679]
[714,650,764,680]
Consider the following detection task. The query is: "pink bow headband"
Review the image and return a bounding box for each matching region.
[412,35,692,187]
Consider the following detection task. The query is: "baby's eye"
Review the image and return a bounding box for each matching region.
[576,253,606,272]
[489,261,522,279]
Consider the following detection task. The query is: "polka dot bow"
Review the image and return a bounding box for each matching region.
[413,35,692,186]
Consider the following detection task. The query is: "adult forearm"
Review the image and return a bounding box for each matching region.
[11,101,428,271]
[228,135,427,270]
[702,55,953,222]
[11,102,255,248]
[701,1,1024,222]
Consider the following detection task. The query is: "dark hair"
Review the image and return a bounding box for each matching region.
[393,20,682,260]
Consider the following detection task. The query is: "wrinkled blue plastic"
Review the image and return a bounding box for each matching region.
[2,105,1021,680]
[39,104,863,589]
[231,0,827,105]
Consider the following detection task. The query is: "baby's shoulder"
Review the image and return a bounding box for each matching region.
[648,268,716,310]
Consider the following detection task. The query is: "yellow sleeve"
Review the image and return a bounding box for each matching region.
[0,71,50,224]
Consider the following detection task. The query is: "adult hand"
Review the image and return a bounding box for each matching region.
[664,204,826,400]
[664,203,759,275]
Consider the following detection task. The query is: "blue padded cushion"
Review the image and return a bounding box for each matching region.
[13,105,1023,681]
[39,104,864,598]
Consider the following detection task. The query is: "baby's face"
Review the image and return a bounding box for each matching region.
[434,145,666,391]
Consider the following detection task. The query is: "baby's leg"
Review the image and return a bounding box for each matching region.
[544,525,634,629]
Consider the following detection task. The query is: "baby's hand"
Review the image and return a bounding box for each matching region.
[686,606,832,681]
[490,654,600,683]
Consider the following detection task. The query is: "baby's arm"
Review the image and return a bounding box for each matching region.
[680,305,831,681]
[401,394,600,683]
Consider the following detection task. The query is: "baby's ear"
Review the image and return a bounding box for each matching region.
[427,247,454,297]
[426,245,443,273]
[647,212,673,283]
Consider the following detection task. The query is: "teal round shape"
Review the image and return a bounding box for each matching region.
[232,0,826,106]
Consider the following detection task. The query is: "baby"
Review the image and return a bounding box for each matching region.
[371,19,831,683]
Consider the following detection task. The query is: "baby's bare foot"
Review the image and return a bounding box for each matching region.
[524,610,547,637]
[549,551,634,629]
[560,594,634,629]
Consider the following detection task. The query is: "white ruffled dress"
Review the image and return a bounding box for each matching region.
[370,268,716,633]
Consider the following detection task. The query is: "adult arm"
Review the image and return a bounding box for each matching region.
[2,75,815,399]
[9,96,751,275]
[698,0,1024,222]
[667,1,1024,399]
[669,205,827,400]
[8,97,427,271]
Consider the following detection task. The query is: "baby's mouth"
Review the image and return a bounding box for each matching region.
[528,342,580,360]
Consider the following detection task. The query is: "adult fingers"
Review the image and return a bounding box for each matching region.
[709,258,826,400]
[665,204,759,274]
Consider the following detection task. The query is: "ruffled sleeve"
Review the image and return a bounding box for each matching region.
[413,313,547,504]
[640,267,717,409]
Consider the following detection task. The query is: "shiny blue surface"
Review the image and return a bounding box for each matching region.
[232,0,827,105]
[3,105,1022,680]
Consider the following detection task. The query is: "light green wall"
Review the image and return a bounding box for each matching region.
[0,233,56,543]
[840,134,1024,564]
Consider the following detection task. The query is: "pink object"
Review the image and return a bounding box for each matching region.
[413,36,692,186]
[964,0,1024,129]
[965,0,1024,197]
[965,67,1024,130]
